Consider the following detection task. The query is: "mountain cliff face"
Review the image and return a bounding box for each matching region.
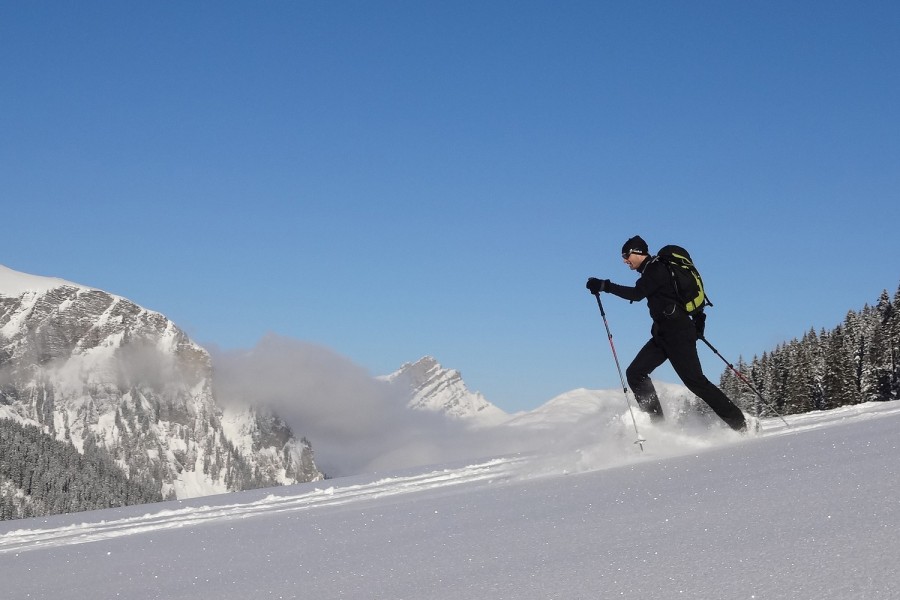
[0,265,322,503]
[384,356,509,425]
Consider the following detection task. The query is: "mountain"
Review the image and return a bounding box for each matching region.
[386,357,700,431]
[383,356,509,425]
[502,387,623,428]
[0,265,322,513]
[504,381,707,429]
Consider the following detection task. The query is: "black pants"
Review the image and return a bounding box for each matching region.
[625,319,746,431]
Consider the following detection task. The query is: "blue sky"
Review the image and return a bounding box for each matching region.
[2,1,899,413]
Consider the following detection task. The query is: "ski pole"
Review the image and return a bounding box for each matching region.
[699,335,790,427]
[593,293,646,450]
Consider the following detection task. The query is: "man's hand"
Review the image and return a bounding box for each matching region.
[586,277,609,294]
[692,312,707,338]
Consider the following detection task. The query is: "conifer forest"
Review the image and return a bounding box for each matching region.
[721,285,900,416]
[0,420,162,520]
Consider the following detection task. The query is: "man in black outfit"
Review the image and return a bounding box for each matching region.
[586,235,749,433]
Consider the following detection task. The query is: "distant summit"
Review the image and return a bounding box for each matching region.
[384,356,509,426]
[384,356,700,432]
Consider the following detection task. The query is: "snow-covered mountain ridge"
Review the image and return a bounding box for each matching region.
[0,265,322,505]
[0,264,83,297]
[387,356,701,432]
[383,356,509,425]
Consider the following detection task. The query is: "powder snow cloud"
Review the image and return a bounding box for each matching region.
[210,334,524,477]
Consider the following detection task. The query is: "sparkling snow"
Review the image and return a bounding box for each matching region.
[2,401,899,599]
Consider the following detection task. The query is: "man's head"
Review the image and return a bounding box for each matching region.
[621,235,649,270]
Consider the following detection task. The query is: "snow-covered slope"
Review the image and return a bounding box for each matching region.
[3,401,899,599]
[0,264,83,297]
[0,264,322,504]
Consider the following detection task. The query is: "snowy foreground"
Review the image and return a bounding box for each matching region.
[2,402,900,600]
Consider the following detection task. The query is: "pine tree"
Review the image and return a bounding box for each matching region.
[822,325,857,407]
[855,297,892,402]
[808,328,827,410]
[841,311,865,405]
[891,285,900,398]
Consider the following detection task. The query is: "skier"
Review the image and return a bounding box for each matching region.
[586,235,750,433]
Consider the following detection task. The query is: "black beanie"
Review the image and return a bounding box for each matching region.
[622,235,649,256]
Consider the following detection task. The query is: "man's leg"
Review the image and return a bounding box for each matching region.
[626,338,667,421]
[663,333,747,431]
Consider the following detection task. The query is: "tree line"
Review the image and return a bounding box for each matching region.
[720,285,900,416]
[0,403,302,521]
[0,418,162,520]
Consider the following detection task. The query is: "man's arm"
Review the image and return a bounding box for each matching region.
[603,262,667,302]
[604,280,645,302]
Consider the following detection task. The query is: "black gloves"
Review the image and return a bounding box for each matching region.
[692,312,706,338]
[586,277,609,294]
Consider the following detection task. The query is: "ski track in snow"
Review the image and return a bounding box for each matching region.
[0,457,526,556]
[3,401,899,558]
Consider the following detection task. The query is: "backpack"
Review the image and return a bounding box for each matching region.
[655,245,712,316]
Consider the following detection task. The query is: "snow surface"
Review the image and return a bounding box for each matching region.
[0,264,83,296]
[2,401,899,599]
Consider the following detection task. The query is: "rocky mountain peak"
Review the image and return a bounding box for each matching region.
[0,265,322,509]
[386,356,508,424]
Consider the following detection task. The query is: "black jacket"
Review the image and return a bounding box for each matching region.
[605,256,687,325]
